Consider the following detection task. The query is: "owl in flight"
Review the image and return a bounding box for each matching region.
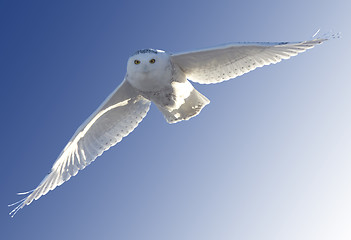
[9,34,334,217]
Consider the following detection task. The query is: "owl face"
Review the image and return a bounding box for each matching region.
[127,49,169,73]
[126,49,172,91]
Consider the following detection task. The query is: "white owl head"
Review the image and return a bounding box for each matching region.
[127,49,170,75]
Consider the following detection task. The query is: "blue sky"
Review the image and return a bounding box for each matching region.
[1,0,350,239]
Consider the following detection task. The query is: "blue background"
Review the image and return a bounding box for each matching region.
[1,0,350,239]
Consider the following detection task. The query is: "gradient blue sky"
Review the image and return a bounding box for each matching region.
[1,0,350,239]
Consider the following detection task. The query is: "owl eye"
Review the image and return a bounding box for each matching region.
[149,59,156,64]
[134,60,141,65]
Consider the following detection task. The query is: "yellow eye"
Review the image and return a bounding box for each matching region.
[149,59,156,64]
[134,60,140,65]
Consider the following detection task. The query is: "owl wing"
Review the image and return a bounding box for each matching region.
[171,37,328,84]
[9,80,150,217]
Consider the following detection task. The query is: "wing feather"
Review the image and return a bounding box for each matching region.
[171,38,328,84]
[9,80,150,217]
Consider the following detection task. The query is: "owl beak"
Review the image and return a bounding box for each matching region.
[143,66,150,73]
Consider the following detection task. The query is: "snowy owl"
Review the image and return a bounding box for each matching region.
[9,34,336,217]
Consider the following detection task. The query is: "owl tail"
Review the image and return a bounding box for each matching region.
[157,88,210,124]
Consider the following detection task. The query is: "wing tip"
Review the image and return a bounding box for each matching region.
[313,30,341,42]
[8,196,27,218]
[9,189,34,217]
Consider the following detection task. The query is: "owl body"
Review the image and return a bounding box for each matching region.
[126,49,210,123]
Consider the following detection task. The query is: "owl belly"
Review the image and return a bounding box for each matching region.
[155,80,194,111]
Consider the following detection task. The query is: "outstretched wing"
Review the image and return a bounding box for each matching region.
[9,80,150,217]
[171,38,328,84]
